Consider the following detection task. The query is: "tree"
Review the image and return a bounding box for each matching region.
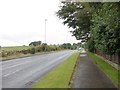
[57,1,120,58]
[90,3,120,55]
[86,38,95,52]
[29,41,42,46]
[60,43,72,49]
[72,43,77,50]
[57,2,92,42]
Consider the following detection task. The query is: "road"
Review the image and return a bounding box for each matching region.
[2,50,77,88]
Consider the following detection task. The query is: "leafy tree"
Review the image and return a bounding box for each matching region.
[57,2,120,57]
[86,38,95,52]
[72,43,77,49]
[90,3,120,55]
[57,2,92,42]
[29,41,41,46]
[61,43,71,49]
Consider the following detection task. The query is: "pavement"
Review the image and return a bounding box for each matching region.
[71,52,117,88]
[1,50,77,88]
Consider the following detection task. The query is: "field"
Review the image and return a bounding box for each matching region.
[1,46,33,51]
[32,52,80,88]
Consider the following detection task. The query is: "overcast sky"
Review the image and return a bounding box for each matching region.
[0,0,80,47]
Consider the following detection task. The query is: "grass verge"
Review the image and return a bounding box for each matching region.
[88,52,120,88]
[32,52,80,88]
[2,51,51,61]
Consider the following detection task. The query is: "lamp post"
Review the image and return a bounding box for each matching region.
[44,19,47,52]
[45,19,47,44]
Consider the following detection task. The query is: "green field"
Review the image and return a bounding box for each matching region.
[32,52,80,88]
[88,52,120,88]
[1,46,33,51]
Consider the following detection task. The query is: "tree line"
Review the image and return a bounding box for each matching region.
[57,2,120,63]
[1,41,80,58]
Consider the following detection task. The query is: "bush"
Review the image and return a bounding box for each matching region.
[22,49,29,54]
[30,48,36,54]
[35,46,43,52]
[2,51,7,57]
[87,38,95,53]
[2,45,63,57]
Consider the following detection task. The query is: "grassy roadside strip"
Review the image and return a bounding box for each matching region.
[32,52,80,88]
[88,52,120,88]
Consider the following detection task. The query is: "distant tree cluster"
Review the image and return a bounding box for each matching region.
[29,41,42,46]
[2,44,61,57]
[2,41,80,58]
[60,43,81,50]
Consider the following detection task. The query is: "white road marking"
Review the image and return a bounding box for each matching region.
[2,55,68,77]
[3,60,33,70]
[2,57,31,63]
[3,53,70,70]
[2,52,74,77]
[57,54,69,59]
[3,69,21,77]
[2,57,46,70]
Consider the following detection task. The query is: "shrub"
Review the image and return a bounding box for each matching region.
[2,51,7,57]
[35,46,43,52]
[30,48,36,54]
[21,49,29,54]
[87,38,95,53]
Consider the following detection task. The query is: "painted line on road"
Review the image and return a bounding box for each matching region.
[2,57,31,63]
[3,60,33,70]
[2,51,75,77]
[2,56,46,70]
[2,54,70,77]
[55,53,71,60]
[3,69,21,77]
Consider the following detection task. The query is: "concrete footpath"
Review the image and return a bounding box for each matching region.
[71,52,117,88]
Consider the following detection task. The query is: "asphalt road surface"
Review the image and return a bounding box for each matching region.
[2,50,77,88]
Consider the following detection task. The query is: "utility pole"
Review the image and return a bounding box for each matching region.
[45,19,47,44]
[44,19,47,52]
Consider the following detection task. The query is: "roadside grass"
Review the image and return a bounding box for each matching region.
[1,46,32,51]
[2,51,55,61]
[88,52,120,87]
[1,45,61,61]
[2,53,31,61]
[32,52,80,88]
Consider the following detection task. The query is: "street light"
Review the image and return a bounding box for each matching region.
[44,19,47,52]
[45,19,47,44]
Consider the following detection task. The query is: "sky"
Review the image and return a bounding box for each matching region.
[0,0,80,47]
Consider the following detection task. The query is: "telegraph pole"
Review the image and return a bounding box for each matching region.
[45,19,47,44]
[44,19,47,52]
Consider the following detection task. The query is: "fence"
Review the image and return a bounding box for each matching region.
[95,49,120,64]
